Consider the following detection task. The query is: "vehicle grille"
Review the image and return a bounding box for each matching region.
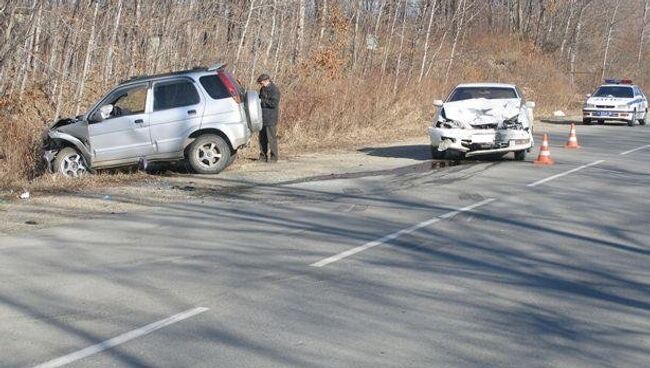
[471,124,497,130]
[596,105,615,109]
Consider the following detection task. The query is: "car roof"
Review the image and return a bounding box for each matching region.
[454,83,517,89]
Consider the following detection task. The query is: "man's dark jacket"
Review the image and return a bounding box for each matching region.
[259,82,281,126]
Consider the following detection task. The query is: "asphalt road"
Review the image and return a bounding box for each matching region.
[1,122,649,368]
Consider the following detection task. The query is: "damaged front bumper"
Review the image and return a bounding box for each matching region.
[428,127,533,157]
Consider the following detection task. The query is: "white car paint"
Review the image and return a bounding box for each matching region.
[583,83,648,125]
[428,83,534,158]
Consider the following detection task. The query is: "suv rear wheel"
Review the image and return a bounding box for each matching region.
[187,134,231,174]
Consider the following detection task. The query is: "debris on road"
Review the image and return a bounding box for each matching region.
[19,191,30,200]
[553,110,566,117]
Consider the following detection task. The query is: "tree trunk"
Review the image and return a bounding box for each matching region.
[392,0,408,95]
[419,0,438,83]
[445,0,466,86]
[235,0,256,72]
[638,0,650,68]
[601,0,621,81]
[75,1,99,115]
[295,0,306,64]
[105,0,124,83]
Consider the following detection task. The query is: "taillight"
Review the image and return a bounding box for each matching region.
[217,72,242,103]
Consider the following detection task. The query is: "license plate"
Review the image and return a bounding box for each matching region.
[472,134,494,144]
[595,111,612,117]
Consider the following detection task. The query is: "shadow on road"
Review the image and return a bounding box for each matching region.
[359,144,432,161]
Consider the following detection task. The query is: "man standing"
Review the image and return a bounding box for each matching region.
[257,73,281,162]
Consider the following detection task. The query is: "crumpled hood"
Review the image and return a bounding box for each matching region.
[443,98,521,125]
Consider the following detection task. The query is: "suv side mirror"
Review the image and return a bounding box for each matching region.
[433,99,444,107]
[585,94,591,98]
[91,104,114,122]
[90,110,104,123]
[525,101,535,109]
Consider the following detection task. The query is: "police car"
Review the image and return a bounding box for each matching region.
[583,80,647,126]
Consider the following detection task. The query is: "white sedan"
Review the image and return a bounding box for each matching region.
[428,83,535,160]
[583,80,647,126]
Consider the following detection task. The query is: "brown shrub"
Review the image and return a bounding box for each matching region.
[1,33,578,193]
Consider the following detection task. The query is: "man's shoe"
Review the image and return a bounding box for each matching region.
[269,157,278,163]
[259,154,268,162]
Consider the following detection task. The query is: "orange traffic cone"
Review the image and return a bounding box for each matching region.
[534,134,555,165]
[564,123,581,149]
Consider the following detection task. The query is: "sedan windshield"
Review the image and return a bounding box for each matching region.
[448,87,518,102]
[593,86,633,98]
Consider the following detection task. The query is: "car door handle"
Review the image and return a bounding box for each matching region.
[134,119,144,124]
[187,109,197,115]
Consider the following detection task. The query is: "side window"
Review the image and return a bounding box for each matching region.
[105,85,148,119]
[199,75,230,100]
[515,86,525,101]
[154,80,200,111]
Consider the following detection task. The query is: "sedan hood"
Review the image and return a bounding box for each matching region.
[587,97,634,104]
[443,98,521,125]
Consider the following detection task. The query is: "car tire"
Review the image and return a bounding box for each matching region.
[187,134,231,174]
[514,150,527,161]
[53,147,88,177]
[430,146,445,160]
[445,150,465,161]
[583,118,591,125]
[597,119,605,125]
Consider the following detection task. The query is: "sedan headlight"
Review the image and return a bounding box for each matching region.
[436,119,465,129]
[617,104,630,110]
[584,103,596,108]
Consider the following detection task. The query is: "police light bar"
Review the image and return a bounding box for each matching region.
[604,79,633,84]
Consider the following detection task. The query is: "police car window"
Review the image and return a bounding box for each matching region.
[594,86,633,98]
[154,80,200,111]
[448,87,517,102]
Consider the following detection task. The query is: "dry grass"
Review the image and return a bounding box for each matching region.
[0,33,578,194]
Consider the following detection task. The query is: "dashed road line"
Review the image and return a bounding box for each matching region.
[32,307,209,368]
[620,144,650,156]
[310,198,495,267]
[527,160,606,187]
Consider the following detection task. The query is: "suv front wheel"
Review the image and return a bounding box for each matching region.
[187,134,231,174]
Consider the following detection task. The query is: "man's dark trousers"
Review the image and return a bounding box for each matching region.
[259,125,278,161]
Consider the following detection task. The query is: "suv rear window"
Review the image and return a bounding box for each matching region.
[154,80,200,111]
[199,75,231,100]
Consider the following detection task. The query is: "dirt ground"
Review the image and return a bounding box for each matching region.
[0,120,570,236]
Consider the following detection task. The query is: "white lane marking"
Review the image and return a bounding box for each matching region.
[310,198,495,267]
[527,160,605,188]
[620,144,650,155]
[33,307,209,368]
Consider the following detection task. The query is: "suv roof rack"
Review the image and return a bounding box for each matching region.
[118,64,225,85]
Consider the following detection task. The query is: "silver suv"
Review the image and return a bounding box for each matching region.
[44,63,262,176]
